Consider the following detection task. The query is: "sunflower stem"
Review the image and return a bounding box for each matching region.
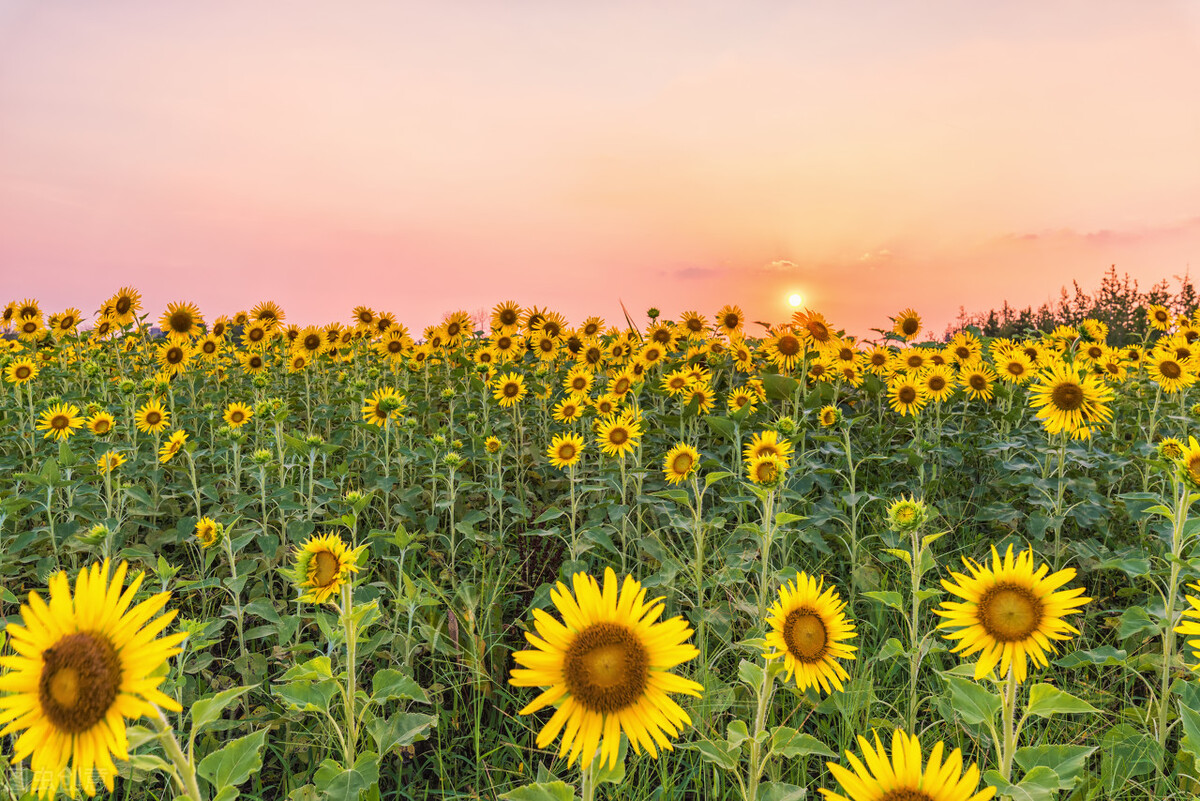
[743,660,775,801]
[579,757,599,801]
[154,707,206,801]
[999,667,1018,783]
[1156,478,1192,750]
[341,581,359,766]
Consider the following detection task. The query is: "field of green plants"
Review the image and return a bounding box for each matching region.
[5,288,1200,800]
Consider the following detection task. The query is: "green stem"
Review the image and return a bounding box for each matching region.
[153,707,205,801]
[744,662,775,801]
[999,667,1018,783]
[342,582,359,766]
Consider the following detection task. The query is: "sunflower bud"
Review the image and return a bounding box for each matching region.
[886,495,929,533]
[252,448,273,466]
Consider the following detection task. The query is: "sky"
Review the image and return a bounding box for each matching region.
[1,0,1198,338]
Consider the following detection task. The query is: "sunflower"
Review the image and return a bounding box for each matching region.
[108,286,142,326]
[764,572,857,693]
[1148,349,1196,394]
[1175,437,1200,489]
[727,387,757,413]
[959,363,997,402]
[886,496,929,532]
[0,560,186,798]
[715,304,745,337]
[250,300,285,327]
[297,326,325,354]
[887,377,928,417]
[194,517,223,549]
[679,311,708,338]
[608,369,637,398]
[159,301,204,340]
[935,544,1091,683]
[134,399,170,434]
[1028,361,1114,440]
[492,372,527,408]
[36,403,84,441]
[4,357,38,385]
[820,730,995,801]
[352,305,376,329]
[52,308,82,336]
[819,405,842,427]
[683,383,717,414]
[1147,303,1173,332]
[223,402,254,428]
[595,411,642,458]
[210,316,230,339]
[362,388,408,427]
[485,436,503,454]
[87,411,115,436]
[892,308,922,341]
[1158,437,1185,462]
[196,334,222,359]
[157,341,192,377]
[662,442,699,484]
[240,351,267,375]
[795,309,835,346]
[744,430,794,463]
[509,567,703,770]
[158,430,188,464]
[491,300,523,334]
[547,433,585,470]
[593,394,620,417]
[96,450,126,474]
[996,351,1036,385]
[17,315,45,341]
[287,352,310,373]
[920,365,957,403]
[746,453,787,486]
[552,396,586,424]
[290,532,367,604]
[533,333,560,361]
[763,329,805,371]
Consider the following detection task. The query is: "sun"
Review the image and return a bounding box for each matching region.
[787,293,803,307]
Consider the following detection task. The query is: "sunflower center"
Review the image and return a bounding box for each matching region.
[39,632,121,733]
[928,376,946,391]
[1007,362,1026,376]
[16,365,31,379]
[778,335,801,356]
[167,347,184,364]
[115,297,132,314]
[146,411,161,425]
[304,335,322,350]
[671,452,694,474]
[608,428,629,446]
[782,609,828,662]
[230,410,244,423]
[898,386,916,404]
[978,584,1044,642]
[93,419,111,433]
[563,622,648,713]
[723,313,740,329]
[1161,360,1183,379]
[1050,382,1084,411]
[503,382,520,398]
[50,414,70,430]
[249,356,263,369]
[500,309,518,326]
[901,317,920,335]
[558,443,577,460]
[969,374,987,390]
[312,551,340,587]
[879,791,934,801]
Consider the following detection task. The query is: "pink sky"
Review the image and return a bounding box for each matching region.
[2,1,1198,338]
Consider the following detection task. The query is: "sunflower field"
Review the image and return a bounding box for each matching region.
[5,290,1200,800]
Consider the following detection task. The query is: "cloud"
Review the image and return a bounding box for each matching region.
[857,249,892,262]
[761,259,798,272]
[671,266,717,279]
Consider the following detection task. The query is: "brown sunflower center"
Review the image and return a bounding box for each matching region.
[22,321,38,334]
[723,313,740,329]
[1155,309,1170,322]
[15,365,31,379]
[538,338,554,352]
[248,356,263,369]
[50,414,70,430]
[901,317,920,335]
[563,622,648,714]
[652,329,672,344]
[1007,361,1026,376]
[145,411,162,426]
[614,378,631,395]
[167,347,184,364]
[671,451,695,474]
[968,374,987,390]
[978,584,1044,642]
[778,335,801,356]
[39,632,121,733]
[502,382,520,398]
[168,311,192,333]
[928,376,947,391]
[782,609,828,663]
[879,791,935,801]
[608,428,629,446]
[304,334,322,351]
[230,410,245,423]
[686,318,703,332]
[1086,346,1103,359]
[898,386,917,404]
[557,443,577,461]
[312,551,340,588]
[572,377,588,391]
[1161,360,1183,379]
[115,297,132,314]
[202,341,217,354]
[499,309,518,326]
[93,418,111,433]
[1051,382,1084,411]
[906,355,923,369]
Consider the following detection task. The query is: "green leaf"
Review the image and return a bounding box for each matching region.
[274,678,338,711]
[704,470,733,489]
[280,656,333,681]
[651,489,692,506]
[368,712,437,755]
[862,591,904,611]
[1117,606,1157,640]
[755,782,806,801]
[534,507,564,524]
[882,548,912,566]
[1101,723,1162,794]
[762,373,799,400]
[191,685,255,735]
[982,766,1061,801]
[704,415,736,440]
[1179,700,1200,758]
[727,720,750,749]
[941,674,1001,726]
[1025,683,1100,718]
[738,659,765,688]
[774,512,806,526]
[370,669,429,704]
[197,728,268,793]
[1014,745,1096,788]
[680,738,738,770]
[592,737,627,785]
[497,782,576,801]
[769,727,836,759]
[314,752,382,801]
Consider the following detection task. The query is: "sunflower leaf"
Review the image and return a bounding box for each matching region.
[768,727,836,759]
[368,713,436,755]
[191,685,255,735]
[497,781,576,801]
[314,751,381,801]
[371,668,429,704]
[862,591,904,611]
[1026,684,1100,717]
[941,673,1001,726]
[197,727,268,793]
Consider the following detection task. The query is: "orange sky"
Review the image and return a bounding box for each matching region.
[2,1,1198,337]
